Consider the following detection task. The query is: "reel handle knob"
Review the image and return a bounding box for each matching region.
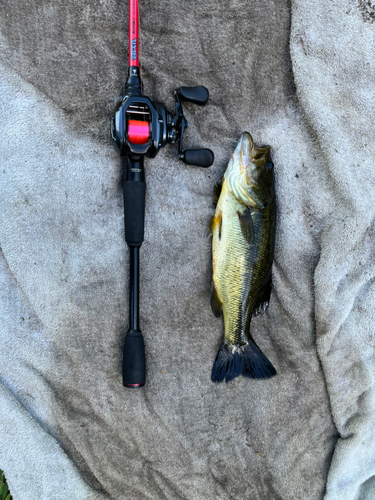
[182,148,214,167]
[178,86,209,106]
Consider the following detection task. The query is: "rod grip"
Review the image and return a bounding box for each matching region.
[123,158,145,245]
[122,330,146,387]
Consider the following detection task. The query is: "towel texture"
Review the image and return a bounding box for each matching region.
[0,0,374,499]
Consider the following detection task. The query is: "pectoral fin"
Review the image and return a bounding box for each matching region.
[206,212,223,240]
[237,208,254,244]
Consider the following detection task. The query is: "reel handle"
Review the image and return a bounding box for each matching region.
[178,86,209,106]
[182,148,214,167]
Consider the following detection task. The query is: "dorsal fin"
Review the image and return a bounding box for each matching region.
[212,183,222,207]
[210,282,223,318]
[212,182,223,207]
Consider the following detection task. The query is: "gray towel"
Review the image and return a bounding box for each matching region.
[0,0,374,498]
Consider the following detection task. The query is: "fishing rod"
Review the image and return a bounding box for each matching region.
[111,0,214,388]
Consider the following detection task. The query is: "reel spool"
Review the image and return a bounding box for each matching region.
[128,120,150,145]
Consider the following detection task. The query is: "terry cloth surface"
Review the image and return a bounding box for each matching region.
[0,0,374,499]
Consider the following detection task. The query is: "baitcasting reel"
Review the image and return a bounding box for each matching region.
[111,67,214,167]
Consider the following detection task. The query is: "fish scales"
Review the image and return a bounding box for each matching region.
[209,132,277,383]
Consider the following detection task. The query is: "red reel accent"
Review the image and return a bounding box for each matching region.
[128,120,150,145]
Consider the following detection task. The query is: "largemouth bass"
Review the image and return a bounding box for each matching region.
[208,132,277,383]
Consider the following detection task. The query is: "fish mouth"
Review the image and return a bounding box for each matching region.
[232,132,253,178]
[237,132,270,176]
[238,132,254,170]
[224,132,273,207]
[239,132,254,150]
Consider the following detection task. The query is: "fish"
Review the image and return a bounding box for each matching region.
[207,132,277,383]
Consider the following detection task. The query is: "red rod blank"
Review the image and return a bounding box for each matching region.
[129,0,140,67]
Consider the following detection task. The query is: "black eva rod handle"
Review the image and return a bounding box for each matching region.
[178,86,209,106]
[182,149,214,167]
[122,331,146,387]
[123,158,145,245]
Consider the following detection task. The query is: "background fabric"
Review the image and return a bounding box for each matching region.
[0,0,374,499]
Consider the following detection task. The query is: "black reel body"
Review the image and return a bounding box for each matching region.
[111,94,167,157]
[111,68,214,166]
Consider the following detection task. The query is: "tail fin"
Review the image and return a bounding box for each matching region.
[211,342,276,383]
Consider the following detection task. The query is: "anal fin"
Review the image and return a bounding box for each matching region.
[253,273,272,317]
